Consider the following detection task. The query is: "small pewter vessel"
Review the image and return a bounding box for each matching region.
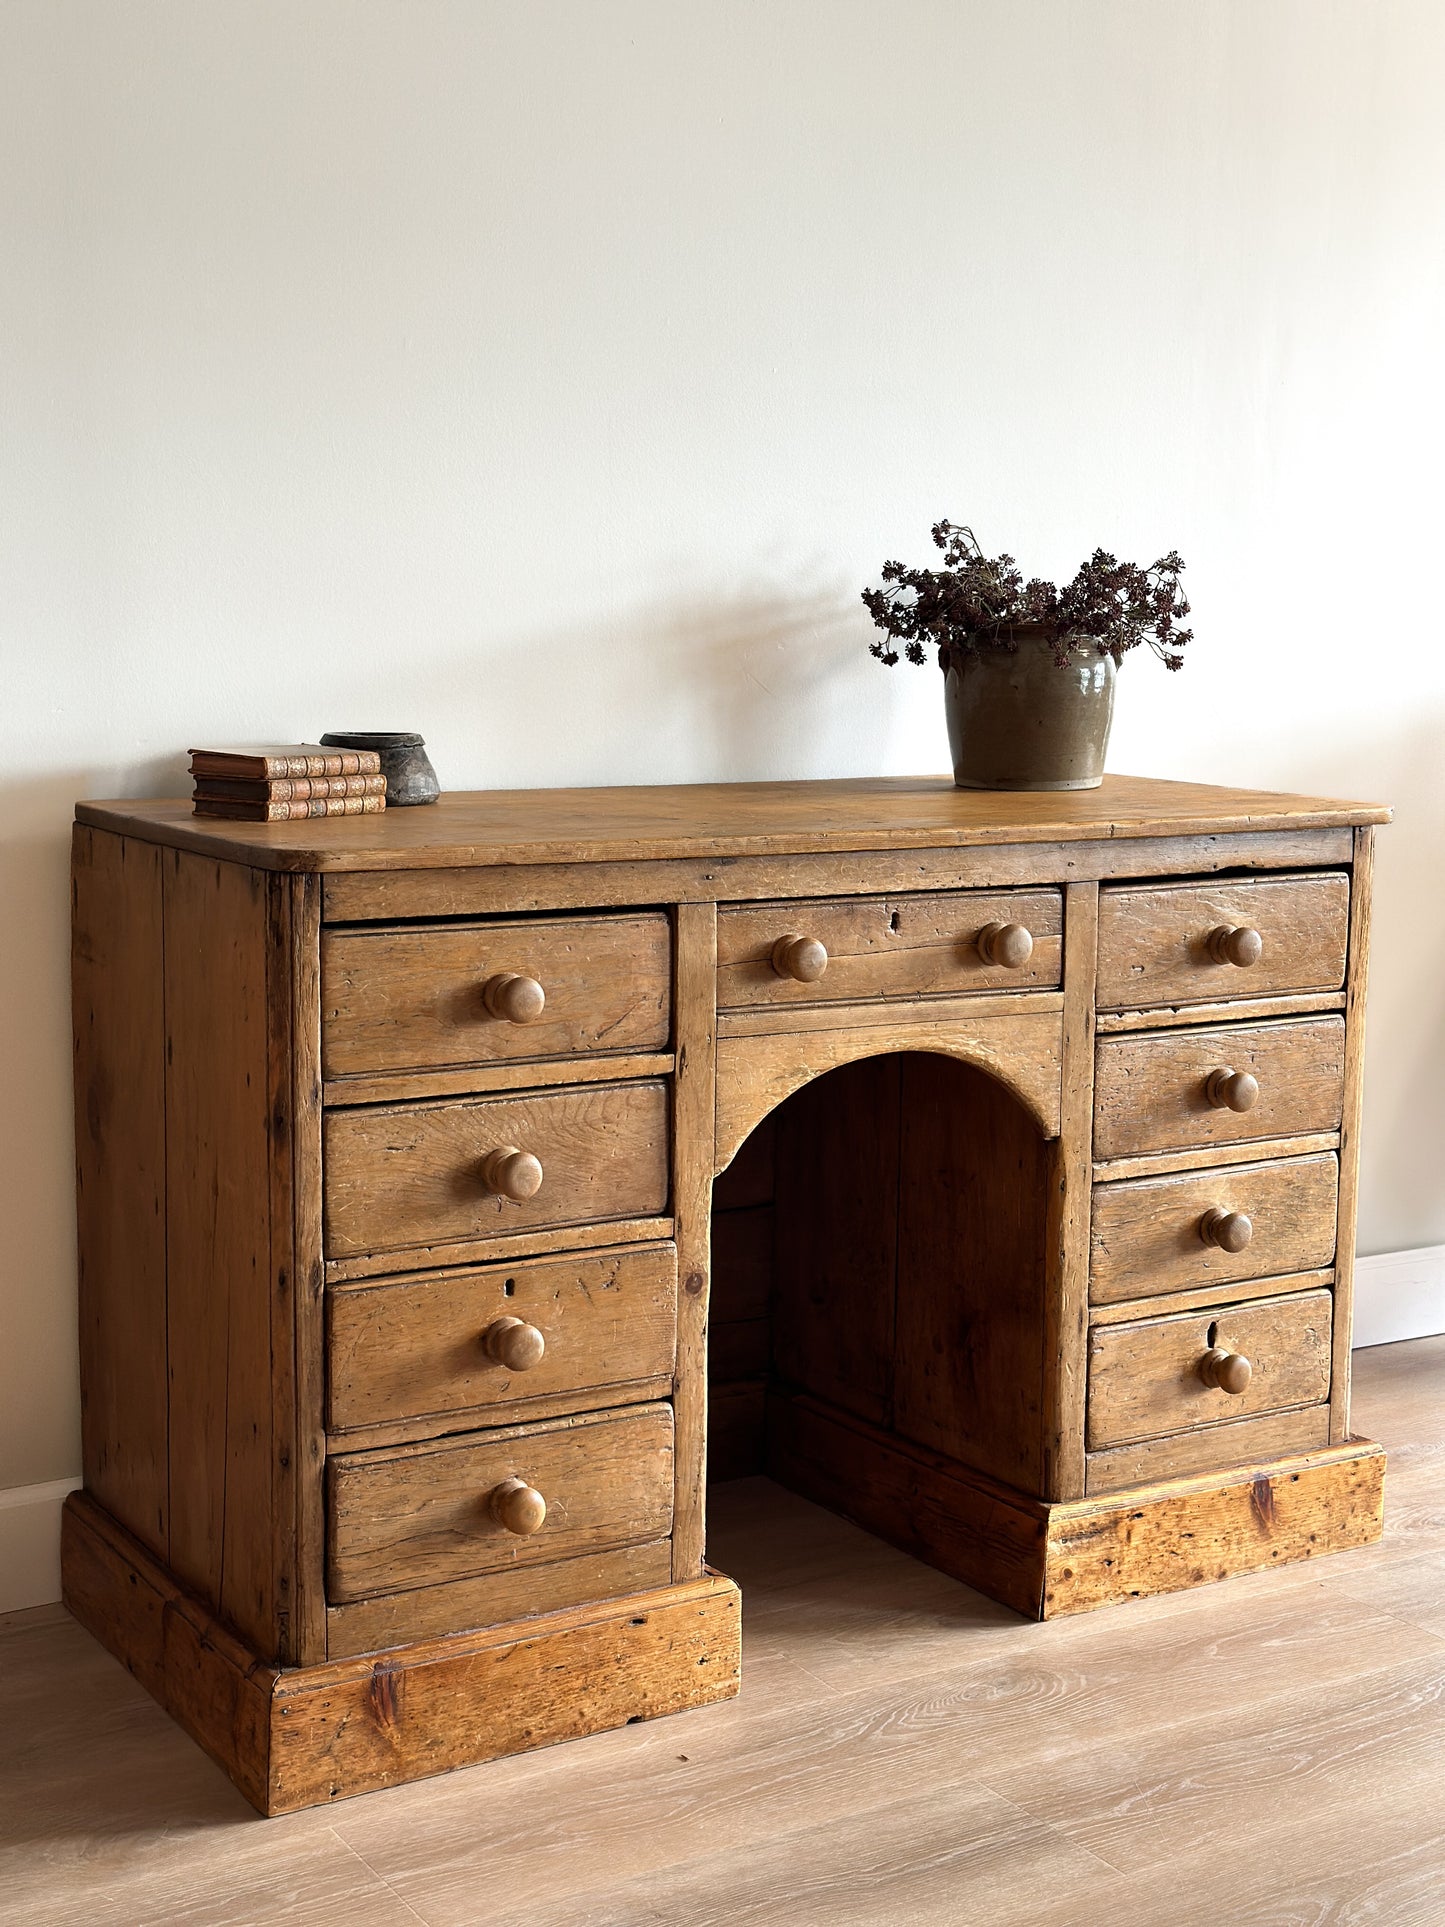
[320,731,441,806]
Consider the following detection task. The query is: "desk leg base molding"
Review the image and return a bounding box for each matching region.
[61,1493,742,1816]
[768,1395,1385,1619]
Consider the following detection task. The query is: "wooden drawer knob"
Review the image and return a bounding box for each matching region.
[976,921,1034,969]
[483,972,546,1024]
[1199,1207,1254,1252]
[772,934,828,983]
[480,1145,544,1201]
[1206,925,1264,968]
[489,1476,547,1535]
[1203,1067,1259,1113]
[483,1315,546,1371]
[1198,1346,1253,1395]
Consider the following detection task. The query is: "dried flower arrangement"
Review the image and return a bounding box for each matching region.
[862,521,1192,673]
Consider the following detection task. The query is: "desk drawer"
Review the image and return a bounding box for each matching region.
[1097,873,1349,1011]
[327,1402,674,1602]
[321,912,671,1078]
[1087,1288,1332,1449]
[328,1244,677,1433]
[1090,1152,1338,1305]
[323,1079,670,1260]
[717,889,1062,1010]
[1093,1017,1345,1162]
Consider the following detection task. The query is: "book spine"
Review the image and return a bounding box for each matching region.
[188,750,383,779]
[192,773,387,801]
[192,794,387,822]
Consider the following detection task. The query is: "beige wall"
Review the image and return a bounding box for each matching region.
[2,3,1442,1563]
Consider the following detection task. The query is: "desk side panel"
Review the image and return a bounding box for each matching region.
[163,850,293,1660]
[72,826,170,1560]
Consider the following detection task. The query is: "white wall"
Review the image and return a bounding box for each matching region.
[3,1,1443,1603]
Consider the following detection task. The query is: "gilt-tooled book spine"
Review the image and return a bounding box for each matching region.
[188,743,383,779]
[192,773,388,802]
[192,794,388,821]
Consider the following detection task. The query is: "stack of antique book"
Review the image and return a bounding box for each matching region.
[189,744,387,820]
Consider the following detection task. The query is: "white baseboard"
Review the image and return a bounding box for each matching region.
[1353,1244,1445,1350]
[0,1248,1440,1614]
[0,1477,81,1615]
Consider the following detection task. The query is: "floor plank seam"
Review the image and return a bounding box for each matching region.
[331,1827,433,1924]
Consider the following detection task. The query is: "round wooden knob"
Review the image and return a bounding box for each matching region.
[489,1477,547,1535]
[483,1316,546,1371]
[480,1146,544,1201]
[976,921,1034,969]
[1206,925,1264,968]
[483,972,546,1024]
[1199,1346,1253,1395]
[771,935,828,983]
[1199,1207,1254,1253]
[1203,1067,1259,1113]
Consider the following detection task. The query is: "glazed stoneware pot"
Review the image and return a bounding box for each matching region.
[320,731,441,805]
[944,631,1117,791]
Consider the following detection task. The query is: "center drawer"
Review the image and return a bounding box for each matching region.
[327,1402,675,1602]
[717,889,1062,1010]
[323,1079,670,1260]
[321,911,672,1079]
[327,1243,678,1433]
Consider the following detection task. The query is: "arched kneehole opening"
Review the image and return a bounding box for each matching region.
[705,1050,1050,1564]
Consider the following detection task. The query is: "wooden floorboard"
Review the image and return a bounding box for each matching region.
[4,1336,1442,1925]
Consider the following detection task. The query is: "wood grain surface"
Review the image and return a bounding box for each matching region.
[321,912,671,1076]
[271,1572,741,1812]
[893,1056,1051,1490]
[716,889,1062,1008]
[318,825,1357,922]
[327,1402,674,1602]
[715,1004,1063,1171]
[327,1243,678,1434]
[1090,1150,1339,1304]
[326,1540,675,1658]
[1085,1401,1331,1492]
[75,773,1390,873]
[1041,880,1099,1500]
[162,850,286,1659]
[1092,1015,1345,1160]
[1044,1436,1384,1616]
[772,1054,903,1430]
[71,827,169,1561]
[323,1078,670,1259]
[1086,1287,1333,1450]
[1095,871,1349,1010]
[670,900,718,1581]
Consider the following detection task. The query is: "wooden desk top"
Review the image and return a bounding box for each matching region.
[76,774,1391,874]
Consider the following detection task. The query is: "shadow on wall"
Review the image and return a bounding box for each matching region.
[418,575,905,789]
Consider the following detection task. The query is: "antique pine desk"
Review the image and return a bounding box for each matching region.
[66,775,1390,1814]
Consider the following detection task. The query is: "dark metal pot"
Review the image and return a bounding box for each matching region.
[320,731,441,806]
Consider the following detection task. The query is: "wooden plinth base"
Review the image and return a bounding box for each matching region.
[768,1393,1385,1619]
[61,1493,742,1816]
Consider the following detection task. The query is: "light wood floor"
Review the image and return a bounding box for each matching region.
[4,1339,1445,1926]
